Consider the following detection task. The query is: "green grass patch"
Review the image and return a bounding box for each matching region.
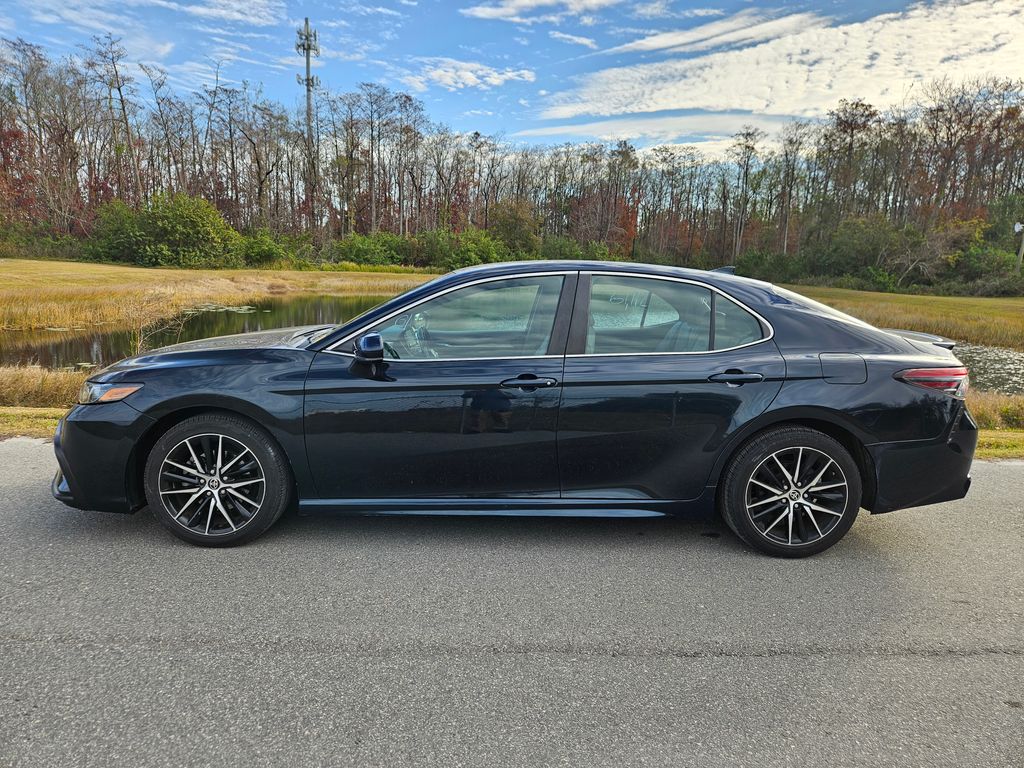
[0,407,65,439]
[975,430,1024,460]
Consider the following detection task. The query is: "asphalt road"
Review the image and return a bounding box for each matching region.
[0,437,1021,768]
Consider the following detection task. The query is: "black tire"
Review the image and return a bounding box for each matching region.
[719,426,862,557]
[144,413,292,547]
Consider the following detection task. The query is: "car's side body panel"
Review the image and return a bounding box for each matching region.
[75,345,317,510]
[556,346,785,500]
[303,352,565,499]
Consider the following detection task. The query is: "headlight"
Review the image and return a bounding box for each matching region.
[77,382,143,404]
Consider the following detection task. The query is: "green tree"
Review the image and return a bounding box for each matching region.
[488,200,540,256]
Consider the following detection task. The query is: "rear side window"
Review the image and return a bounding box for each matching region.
[713,294,764,350]
[585,276,712,354]
[581,275,765,355]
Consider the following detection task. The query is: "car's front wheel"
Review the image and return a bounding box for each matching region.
[144,414,291,546]
[720,426,862,557]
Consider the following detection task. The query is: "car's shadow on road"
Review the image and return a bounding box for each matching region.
[26,484,896,562]
[264,505,740,549]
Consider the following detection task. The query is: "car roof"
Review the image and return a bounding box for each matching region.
[442,260,775,292]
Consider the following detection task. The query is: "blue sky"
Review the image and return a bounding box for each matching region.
[2,0,1022,151]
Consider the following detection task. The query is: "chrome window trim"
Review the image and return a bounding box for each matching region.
[567,270,775,358]
[322,270,574,362]
[321,267,774,362]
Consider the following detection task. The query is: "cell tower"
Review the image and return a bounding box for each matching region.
[296,17,320,227]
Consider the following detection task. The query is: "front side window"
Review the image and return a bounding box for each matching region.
[361,275,565,360]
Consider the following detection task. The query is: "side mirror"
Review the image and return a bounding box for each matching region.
[354,332,384,363]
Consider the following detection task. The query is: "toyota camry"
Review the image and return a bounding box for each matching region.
[52,261,977,556]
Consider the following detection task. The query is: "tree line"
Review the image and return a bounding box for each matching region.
[2,35,1023,293]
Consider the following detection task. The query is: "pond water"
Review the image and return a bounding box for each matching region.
[2,294,1023,394]
[0,295,385,370]
[954,343,1024,395]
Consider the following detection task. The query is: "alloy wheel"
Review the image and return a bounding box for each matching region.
[158,433,265,536]
[744,446,849,546]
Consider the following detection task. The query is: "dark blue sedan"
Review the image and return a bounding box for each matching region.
[52,261,976,556]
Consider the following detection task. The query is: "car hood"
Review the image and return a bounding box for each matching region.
[146,325,331,354]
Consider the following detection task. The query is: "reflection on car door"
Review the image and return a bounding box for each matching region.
[304,273,575,500]
[557,273,785,501]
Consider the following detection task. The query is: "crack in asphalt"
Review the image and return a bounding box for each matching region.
[2,634,1022,661]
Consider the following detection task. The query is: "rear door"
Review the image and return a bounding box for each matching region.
[557,272,785,501]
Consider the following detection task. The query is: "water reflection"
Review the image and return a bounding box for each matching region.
[0,294,385,370]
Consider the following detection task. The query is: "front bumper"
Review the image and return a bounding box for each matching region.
[867,406,978,514]
[52,401,155,514]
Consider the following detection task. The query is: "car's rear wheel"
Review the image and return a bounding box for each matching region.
[144,414,291,546]
[720,426,861,557]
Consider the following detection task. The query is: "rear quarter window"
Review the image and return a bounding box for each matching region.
[714,294,764,350]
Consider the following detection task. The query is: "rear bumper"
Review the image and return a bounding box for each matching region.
[52,402,155,514]
[866,406,977,514]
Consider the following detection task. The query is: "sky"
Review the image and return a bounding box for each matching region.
[2,0,1023,152]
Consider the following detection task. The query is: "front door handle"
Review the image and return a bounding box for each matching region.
[500,375,559,391]
[709,370,764,385]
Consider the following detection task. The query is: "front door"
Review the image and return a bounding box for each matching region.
[557,273,785,501]
[304,273,574,499]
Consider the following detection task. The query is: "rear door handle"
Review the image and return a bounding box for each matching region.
[708,371,764,385]
[500,375,559,391]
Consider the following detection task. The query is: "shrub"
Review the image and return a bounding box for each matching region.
[736,250,807,282]
[415,230,456,269]
[488,200,541,256]
[540,235,582,260]
[87,195,242,268]
[237,228,289,266]
[449,228,505,270]
[141,194,242,268]
[327,233,403,266]
[86,200,148,263]
[823,215,918,278]
[581,241,611,261]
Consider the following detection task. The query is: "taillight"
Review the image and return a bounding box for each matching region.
[895,367,969,398]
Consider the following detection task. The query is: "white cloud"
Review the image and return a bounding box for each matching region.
[177,0,285,26]
[18,0,178,60]
[545,0,1024,120]
[192,25,275,39]
[631,2,722,20]
[463,108,495,116]
[0,14,14,31]
[341,3,404,17]
[516,111,789,142]
[605,9,828,55]
[321,45,373,62]
[460,0,622,25]
[549,30,598,49]
[401,57,536,91]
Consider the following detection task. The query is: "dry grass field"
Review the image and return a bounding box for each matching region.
[0,258,432,331]
[792,285,1024,352]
